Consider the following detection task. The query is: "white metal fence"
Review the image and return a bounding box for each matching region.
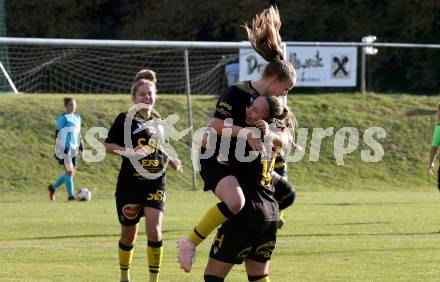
[0,37,439,95]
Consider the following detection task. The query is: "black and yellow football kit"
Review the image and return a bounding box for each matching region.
[191,81,293,247]
[273,153,287,177]
[208,149,279,264]
[106,111,167,226]
[200,81,259,192]
[189,81,262,246]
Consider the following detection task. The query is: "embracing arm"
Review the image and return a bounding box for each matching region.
[254,119,289,149]
[210,117,265,153]
[210,117,253,138]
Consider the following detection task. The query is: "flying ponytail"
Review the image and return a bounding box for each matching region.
[245,6,296,83]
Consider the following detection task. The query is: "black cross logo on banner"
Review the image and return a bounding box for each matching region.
[333,56,349,76]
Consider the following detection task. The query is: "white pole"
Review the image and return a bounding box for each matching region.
[184,49,197,191]
[361,46,366,94]
[0,37,253,49]
[0,61,18,94]
[1,37,440,49]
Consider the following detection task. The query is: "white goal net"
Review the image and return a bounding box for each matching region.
[0,40,242,95]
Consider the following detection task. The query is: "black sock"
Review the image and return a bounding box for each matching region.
[273,177,296,210]
[248,274,268,281]
[204,274,225,282]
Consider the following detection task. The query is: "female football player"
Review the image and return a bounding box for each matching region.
[178,6,296,272]
[203,95,294,282]
[48,97,82,201]
[105,69,181,282]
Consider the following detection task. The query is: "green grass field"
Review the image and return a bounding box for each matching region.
[1,93,440,281]
[1,191,439,281]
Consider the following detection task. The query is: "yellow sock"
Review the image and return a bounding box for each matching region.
[189,202,233,246]
[118,241,134,282]
[279,210,285,220]
[147,241,163,282]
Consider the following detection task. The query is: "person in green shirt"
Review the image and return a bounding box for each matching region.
[428,104,440,191]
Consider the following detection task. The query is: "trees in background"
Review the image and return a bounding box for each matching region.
[5,0,440,93]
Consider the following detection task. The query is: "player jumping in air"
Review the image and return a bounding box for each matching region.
[203,95,295,282]
[178,5,297,273]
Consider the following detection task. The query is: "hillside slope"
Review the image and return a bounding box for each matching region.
[0,93,437,196]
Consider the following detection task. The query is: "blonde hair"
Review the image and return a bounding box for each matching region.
[245,6,296,83]
[131,69,157,96]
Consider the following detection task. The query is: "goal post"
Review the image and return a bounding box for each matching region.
[0,0,15,94]
[0,60,18,94]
